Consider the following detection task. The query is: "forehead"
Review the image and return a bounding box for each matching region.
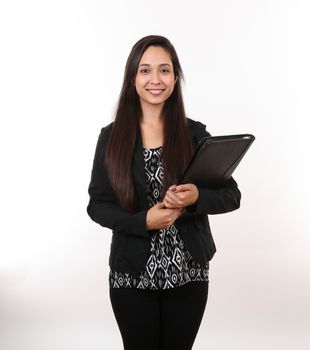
[139,46,172,65]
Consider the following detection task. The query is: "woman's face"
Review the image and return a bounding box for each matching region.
[134,45,176,109]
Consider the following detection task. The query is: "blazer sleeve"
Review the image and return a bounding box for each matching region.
[186,125,241,215]
[86,127,149,238]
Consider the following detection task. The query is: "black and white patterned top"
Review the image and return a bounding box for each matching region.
[109,146,209,290]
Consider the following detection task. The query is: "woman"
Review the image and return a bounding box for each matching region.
[87,35,241,350]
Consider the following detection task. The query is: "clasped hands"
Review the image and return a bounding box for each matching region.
[146,183,198,230]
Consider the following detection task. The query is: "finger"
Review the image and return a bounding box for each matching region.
[175,184,191,192]
[157,202,166,209]
[163,198,173,208]
[167,190,186,203]
[169,184,177,191]
[165,191,182,206]
[164,195,177,207]
[164,195,173,206]
[165,190,178,201]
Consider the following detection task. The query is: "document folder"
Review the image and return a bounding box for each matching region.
[179,134,255,188]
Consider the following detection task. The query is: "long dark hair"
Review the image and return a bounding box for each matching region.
[105,35,194,212]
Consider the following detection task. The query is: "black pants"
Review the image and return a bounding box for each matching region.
[109,281,209,350]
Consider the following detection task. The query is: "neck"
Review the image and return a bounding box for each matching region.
[140,102,164,126]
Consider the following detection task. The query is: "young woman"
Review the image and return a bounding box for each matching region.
[87,35,241,350]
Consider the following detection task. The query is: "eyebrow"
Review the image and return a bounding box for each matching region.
[138,63,172,67]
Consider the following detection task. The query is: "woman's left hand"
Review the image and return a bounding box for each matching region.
[163,183,199,209]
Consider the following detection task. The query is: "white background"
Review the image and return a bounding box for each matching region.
[1,1,309,349]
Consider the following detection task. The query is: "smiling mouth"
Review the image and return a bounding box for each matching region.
[147,89,165,96]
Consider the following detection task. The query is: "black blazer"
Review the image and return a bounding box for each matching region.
[87,117,241,274]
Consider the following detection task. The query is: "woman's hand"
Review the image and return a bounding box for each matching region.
[146,202,185,230]
[163,183,199,209]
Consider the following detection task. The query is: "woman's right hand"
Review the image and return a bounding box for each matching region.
[146,202,185,230]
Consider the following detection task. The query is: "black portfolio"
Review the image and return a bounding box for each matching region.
[179,134,255,188]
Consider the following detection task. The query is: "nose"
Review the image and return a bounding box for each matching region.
[150,71,161,84]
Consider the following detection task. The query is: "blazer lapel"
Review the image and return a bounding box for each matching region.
[132,126,148,209]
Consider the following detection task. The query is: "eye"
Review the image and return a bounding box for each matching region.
[161,69,170,73]
[140,69,149,74]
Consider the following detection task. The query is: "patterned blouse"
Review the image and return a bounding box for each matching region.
[109,146,209,290]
